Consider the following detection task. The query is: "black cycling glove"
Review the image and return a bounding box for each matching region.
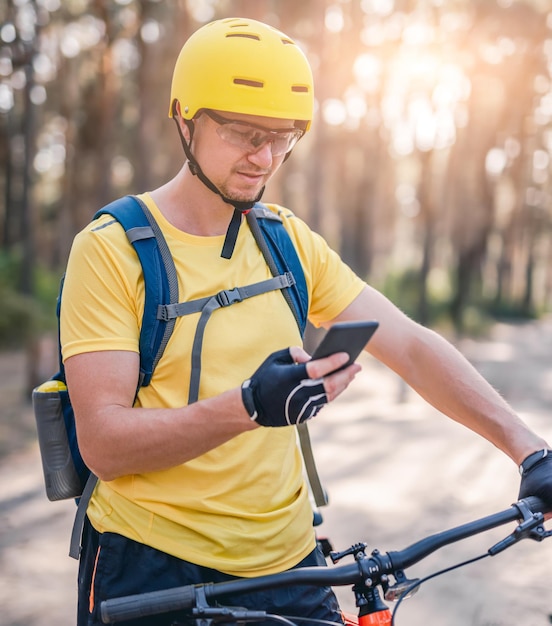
[242,348,328,427]
[518,449,552,511]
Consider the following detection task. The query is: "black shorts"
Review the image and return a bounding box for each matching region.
[78,518,344,626]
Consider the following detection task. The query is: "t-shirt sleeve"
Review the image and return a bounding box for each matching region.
[60,216,143,362]
[277,208,366,327]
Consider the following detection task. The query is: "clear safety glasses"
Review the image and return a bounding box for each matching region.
[203,110,304,157]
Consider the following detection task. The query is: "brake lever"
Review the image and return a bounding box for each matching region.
[192,586,268,626]
[193,606,268,625]
[488,500,550,556]
[192,585,266,626]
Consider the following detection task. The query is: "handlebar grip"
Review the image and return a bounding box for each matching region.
[100,584,196,624]
[520,495,550,514]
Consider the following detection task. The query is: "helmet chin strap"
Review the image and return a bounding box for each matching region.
[174,116,265,259]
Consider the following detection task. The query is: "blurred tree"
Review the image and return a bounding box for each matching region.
[448,1,548,328]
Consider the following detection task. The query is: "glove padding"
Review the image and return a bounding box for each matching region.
[518,452,552,512]
[242,348,328,427]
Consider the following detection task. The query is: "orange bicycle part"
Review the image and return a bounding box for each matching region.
[358,610,392,625]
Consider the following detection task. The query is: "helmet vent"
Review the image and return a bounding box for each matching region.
[281,38,295,45]
[292,85,309,93]
[226,33,260,41]
[234,78,264,88]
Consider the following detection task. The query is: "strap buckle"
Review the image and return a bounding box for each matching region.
[216,287,243,307]
[157,304,174,321]
[284,271,296,287]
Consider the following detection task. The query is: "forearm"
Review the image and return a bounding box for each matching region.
[68,345,357,482]
[77,387,256,481]
[391,327,549,464]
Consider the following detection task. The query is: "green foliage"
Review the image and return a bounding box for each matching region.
[484,299,539,322]
[378,268,420,319]
[0,286,33,348]
[378,266,540,337]
[378,268,452,326]
[0,251,60,349]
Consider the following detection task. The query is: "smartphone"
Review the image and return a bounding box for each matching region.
[311,320,379,372]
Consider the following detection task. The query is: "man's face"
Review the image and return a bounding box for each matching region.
[188,110,300,204]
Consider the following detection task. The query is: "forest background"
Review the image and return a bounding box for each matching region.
[2,0,552,391]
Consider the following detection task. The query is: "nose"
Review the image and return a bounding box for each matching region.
[247,140,274,169]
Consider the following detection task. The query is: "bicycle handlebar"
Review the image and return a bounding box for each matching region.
[385,495,547,570]
[100,496,549,624]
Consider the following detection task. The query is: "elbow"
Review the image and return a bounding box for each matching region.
[78,439,125,483]
[75,407,133,482]
[88,466,122,483]
[81,457,119,483]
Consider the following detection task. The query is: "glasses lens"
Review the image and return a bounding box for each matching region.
[217,122,302,156]
[277,131,302,155]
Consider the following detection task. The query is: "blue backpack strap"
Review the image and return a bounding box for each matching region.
[93,195,178,388]
[69,195,178,560]
[246,205,328,507]
[247,204,308,336]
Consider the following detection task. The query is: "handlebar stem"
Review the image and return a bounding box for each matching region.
[359,549,392,585]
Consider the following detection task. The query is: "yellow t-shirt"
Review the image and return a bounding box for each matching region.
[61,193,365,576]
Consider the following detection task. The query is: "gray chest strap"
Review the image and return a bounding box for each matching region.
[157,272,296,404]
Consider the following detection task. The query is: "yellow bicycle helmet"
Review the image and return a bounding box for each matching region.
[169,17,314,131]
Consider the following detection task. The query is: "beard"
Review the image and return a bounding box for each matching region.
[217,169,268,205]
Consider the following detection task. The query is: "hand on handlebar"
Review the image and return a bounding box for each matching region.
[241,346,360,427]
[518,450,552,517]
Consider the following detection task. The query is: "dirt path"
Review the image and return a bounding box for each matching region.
[1,320,552,625]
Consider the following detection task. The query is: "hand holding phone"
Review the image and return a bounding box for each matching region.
[311,320,379,372]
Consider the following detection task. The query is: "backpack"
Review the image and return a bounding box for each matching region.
[32,195,328,559]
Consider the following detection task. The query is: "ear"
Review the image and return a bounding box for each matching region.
[173,101,192,142]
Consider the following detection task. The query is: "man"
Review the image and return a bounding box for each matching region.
[61,17,552,626]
